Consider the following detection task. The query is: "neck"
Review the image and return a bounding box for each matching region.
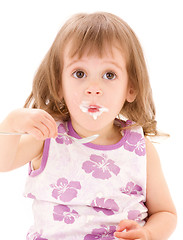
[70,120,122,145]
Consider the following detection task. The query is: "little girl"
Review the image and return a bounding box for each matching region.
[0,12,177,239]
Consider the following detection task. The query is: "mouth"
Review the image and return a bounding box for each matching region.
[79,101,109,120]
[88,105,100,113]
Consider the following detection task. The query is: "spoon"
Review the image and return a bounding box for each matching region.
[0,131,99,144]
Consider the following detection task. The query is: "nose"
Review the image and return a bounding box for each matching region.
[85,86,103,96]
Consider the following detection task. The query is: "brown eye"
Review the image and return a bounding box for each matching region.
[103,71,117,80]
[73,70,86,79]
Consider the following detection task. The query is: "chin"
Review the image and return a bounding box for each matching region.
[79,117,113,132]
[70,111,116,133]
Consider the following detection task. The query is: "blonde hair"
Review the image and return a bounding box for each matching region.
[24,12,159,137]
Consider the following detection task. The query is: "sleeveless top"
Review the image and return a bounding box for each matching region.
[24,119,148,240]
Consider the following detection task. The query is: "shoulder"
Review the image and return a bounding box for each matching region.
[115,118,144,135]
[145,137,156,153]
[145,137,160,166]
[144,137,162,179]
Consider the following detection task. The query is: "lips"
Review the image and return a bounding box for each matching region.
[79,101,109,120]
[88,105,100,113]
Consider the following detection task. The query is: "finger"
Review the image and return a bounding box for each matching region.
[30,109,58,137]
[36,122,50,138]
[27,121,51,140]
[114,237,132,240]
[39,117,57,138]
[41,110,57,127]
[42,113,58,137]
[114,229,142,239]
[34,114,57,138]
[117,219,140,232]
[29,127,46,140]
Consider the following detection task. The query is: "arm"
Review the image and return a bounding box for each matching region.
[114,137,177,240]
[0,108,58,172]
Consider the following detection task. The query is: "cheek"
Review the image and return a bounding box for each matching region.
[64,88,82,113]
[107,87,127,109]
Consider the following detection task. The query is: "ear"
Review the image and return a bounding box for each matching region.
[126,86,137,103]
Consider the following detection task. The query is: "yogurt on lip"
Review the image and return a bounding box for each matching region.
[79,101,109,120]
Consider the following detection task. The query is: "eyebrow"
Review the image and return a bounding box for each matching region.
[66,59,84,69]
[66,59,123,71]
[102,60,123,70]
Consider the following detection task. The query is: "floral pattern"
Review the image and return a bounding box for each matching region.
[123,132,145,156]
[55,123,73,145]
[82,154,120,179]
[50,178,81,202]
[27,193,36,199]
[53,204,79,224]
[36,238,48,240]
[128,210,141,221]
[120,182,142,195]
[84,225,116,240]
[25,120,147,239]
[91,197,119,216]
[26,229,48,240]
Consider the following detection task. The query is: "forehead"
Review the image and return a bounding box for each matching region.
[59,13,131,67]
[63,40,127,66]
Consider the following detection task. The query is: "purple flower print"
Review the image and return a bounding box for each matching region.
[53,204,79,224]
[123,132,145,156]
[120,182,142,195]
[84,225,116,240]
[126,119,133,126]
[91,197,119,216]
[36,238,48,240]
[50,178,81,202]
[55,123,73,145]
[82,154,120,179]
[128,210,141,221]
[27,193,36,199]
[26,230,48,240]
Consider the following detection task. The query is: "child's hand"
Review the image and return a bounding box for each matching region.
[114,220,150,240]
[7,108,58,140]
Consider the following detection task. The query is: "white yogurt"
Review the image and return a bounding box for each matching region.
[79,101,109,120]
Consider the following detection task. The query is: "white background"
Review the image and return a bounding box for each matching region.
[0,0,182,239]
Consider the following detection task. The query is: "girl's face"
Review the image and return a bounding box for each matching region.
[61,43,135,137]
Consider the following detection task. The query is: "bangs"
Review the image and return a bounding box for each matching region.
[62,12,129,59]
[25,12,158,137]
